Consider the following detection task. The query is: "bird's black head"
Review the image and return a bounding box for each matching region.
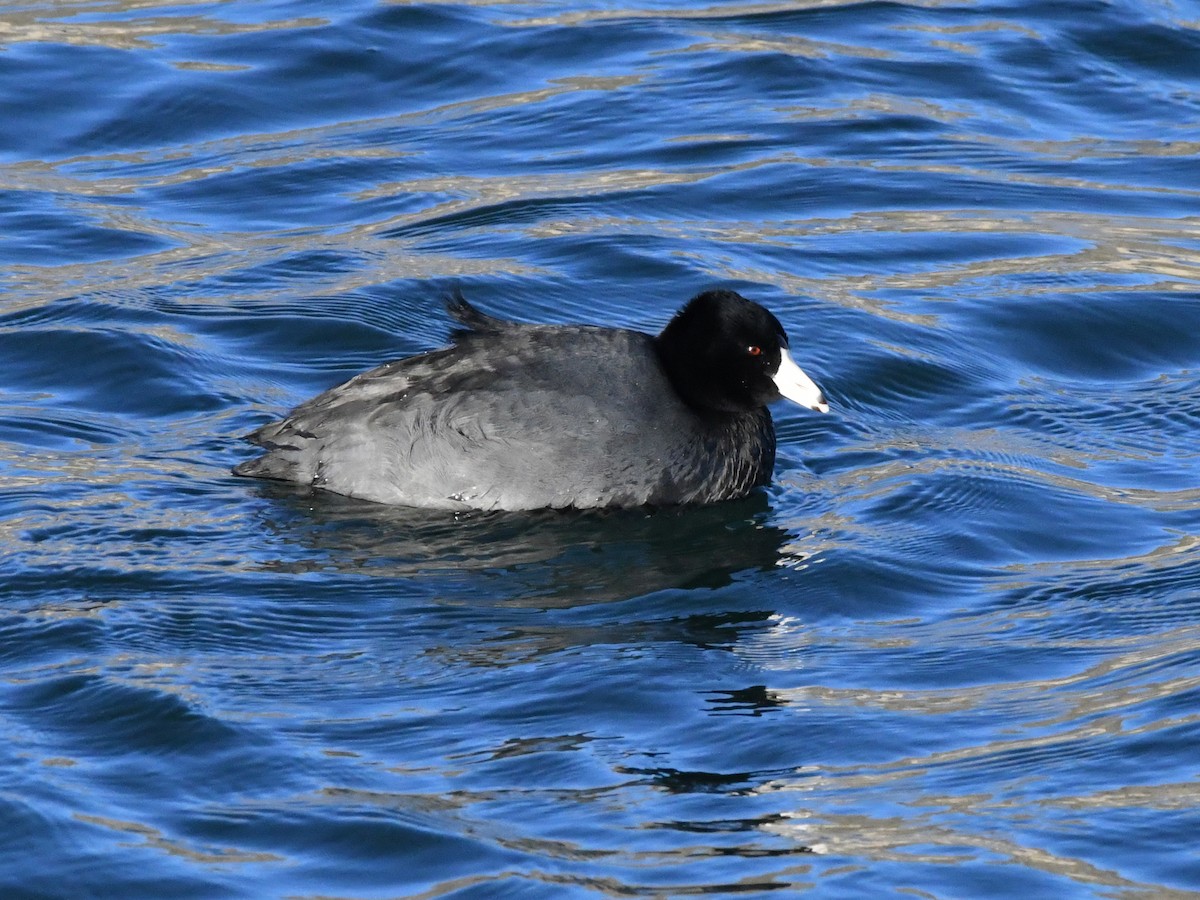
[655,289,827,415]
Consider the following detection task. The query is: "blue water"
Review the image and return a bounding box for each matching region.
[3,0,1199,896]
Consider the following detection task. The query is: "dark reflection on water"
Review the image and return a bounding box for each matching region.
[249,484,792,601]
[2,0,1200,896]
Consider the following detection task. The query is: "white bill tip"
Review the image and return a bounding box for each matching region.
[772,348,829,413]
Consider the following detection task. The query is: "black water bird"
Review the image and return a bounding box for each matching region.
[234,289,828,510]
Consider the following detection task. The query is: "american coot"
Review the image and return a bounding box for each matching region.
[234,289,828,510]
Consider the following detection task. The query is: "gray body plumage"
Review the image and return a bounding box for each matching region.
[234,302,775,511]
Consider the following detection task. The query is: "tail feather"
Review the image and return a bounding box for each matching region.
[233,431,310,481]
[233,454,294,480]
[445,289,510,337]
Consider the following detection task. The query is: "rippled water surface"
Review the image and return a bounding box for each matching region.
[3,0,1200,896]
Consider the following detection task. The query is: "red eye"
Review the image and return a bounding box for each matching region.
[747,345,762,357]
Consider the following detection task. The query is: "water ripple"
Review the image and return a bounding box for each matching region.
[3,0,1200,896]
